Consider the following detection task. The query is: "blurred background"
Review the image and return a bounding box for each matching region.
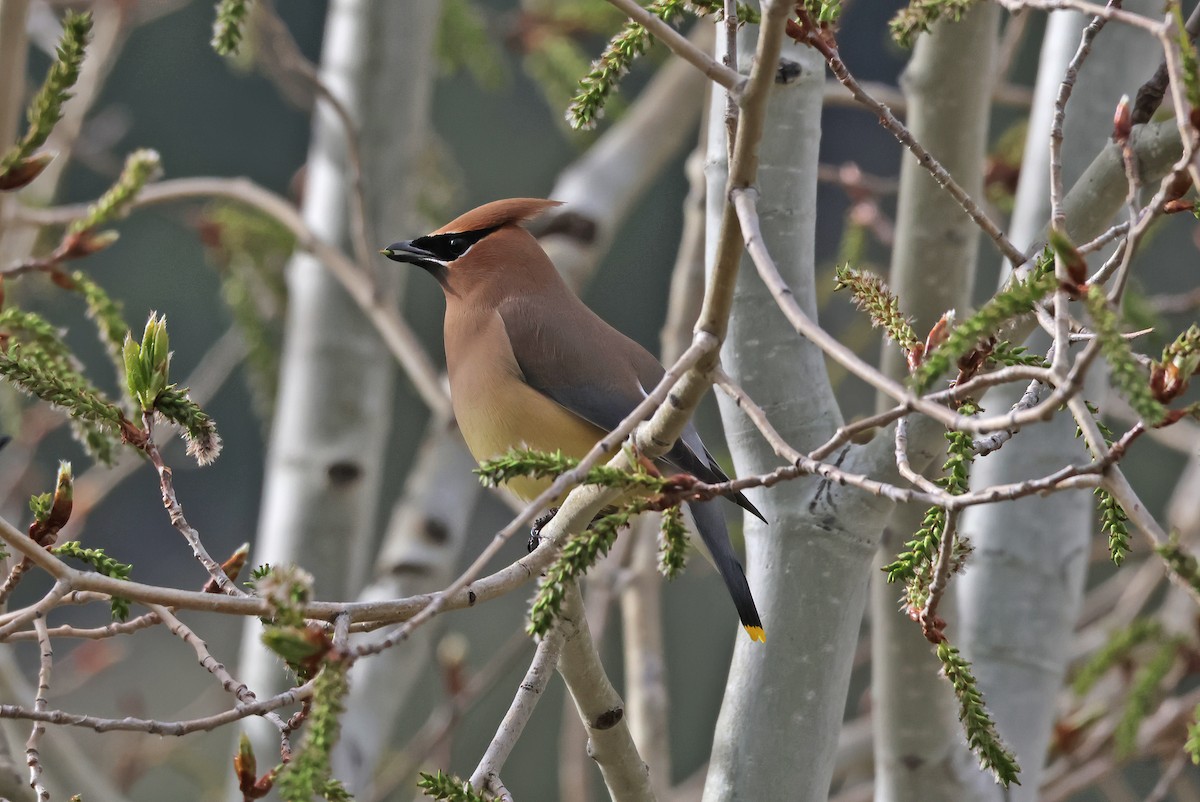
[0,0,1197,799]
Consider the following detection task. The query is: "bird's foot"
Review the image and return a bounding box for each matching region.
[529,507,559,552]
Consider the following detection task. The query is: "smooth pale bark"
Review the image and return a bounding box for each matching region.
[958,7,1163,798]
[702,22,864,802]
[236,0,441,756]
[558,582,655,802]
[871,6,999,800]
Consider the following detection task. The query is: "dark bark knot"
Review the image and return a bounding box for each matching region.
[389,561,428,576]
[422,517,450,544]
[326,460,362,487]
[591,706,624,730]
[775,58,803,85]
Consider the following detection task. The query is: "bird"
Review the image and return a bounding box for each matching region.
[382,198,766,642]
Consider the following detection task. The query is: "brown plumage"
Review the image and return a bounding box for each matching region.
[383,199,765,642]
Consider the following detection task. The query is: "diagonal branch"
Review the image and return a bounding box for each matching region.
[602,0,744,93]
[469,628,565,793]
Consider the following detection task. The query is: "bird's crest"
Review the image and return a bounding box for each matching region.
[433,198,562,235]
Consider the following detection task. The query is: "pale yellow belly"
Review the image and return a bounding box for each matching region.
[455,380,605,501]
[448,310,606,502]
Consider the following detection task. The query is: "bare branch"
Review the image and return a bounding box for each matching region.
[469,629,565,792]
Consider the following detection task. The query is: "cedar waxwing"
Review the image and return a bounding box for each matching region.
[382,198,765,642]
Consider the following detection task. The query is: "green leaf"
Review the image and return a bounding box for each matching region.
[68,149,162,236]
[439,0,507,89]
[418,770,485,802]
[1186,703,1200,765]
[0,12,92,184]
[1154,535,1200,598]
[123,312,172,412]
[937,641,1021,787]
[212,0,254,57]
[1083,285,1166,426]
[834,264,919,355]
[69,271,129,379]
[658,505,688,579]
[52,541,132,620]
[529,500,648,637]
[0,347,125,432]
[566,0,692,131]
[1115,638,1182,757]
[274,659,352,801]
[890,0,980,48]
[912,272,1055,392]
[155,386,222,466]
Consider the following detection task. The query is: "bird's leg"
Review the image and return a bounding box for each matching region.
[529,507,559,552]
[528,506,616,551]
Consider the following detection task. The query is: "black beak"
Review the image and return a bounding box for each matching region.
[380,240,439,270]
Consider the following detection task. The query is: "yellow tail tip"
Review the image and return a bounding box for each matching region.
[744,626,766,643]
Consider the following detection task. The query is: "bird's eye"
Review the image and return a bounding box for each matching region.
[446,236,469,257]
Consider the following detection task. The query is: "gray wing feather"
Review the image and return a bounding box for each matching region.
[498,296,765,522]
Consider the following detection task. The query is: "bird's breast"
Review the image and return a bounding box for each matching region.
[447,309,605,502]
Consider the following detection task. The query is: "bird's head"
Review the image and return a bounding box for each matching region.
[381,198,562,299]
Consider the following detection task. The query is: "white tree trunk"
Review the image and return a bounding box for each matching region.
[236,0,441,752]
[871,6,999,800]
[958,6,1163,798]
[702,20,856,802]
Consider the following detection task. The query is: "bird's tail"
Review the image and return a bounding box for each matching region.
[687,500,765,643]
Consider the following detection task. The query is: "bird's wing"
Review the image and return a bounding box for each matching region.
[498,296,766,522]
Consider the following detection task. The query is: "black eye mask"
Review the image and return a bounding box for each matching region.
[410,226,499,263]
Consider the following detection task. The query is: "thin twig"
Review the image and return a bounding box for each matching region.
[2,612,161,642]
[1049,2,1115,377]
[24,616,51,802]
[367,633,531,802]
[723,0,739,159]
[0,680,315,737]
[1130,0,1200,125]
[920,510,960,643]
[894,417,942,495]
[138,412,243,596]
[1050,3,1114,232]
[972,370,1051,456]
[734,185,1093,436]
[469,628,565,791]
[996,0,1164,34]
[996,9,1032,78]
[713,371,1118,512]
[802,17,1025,266]
[556,581,653,800]
[1077,221,1130,254]
[1143,751,1190,802]
[148,604,291,756]
[0,582,70,641]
